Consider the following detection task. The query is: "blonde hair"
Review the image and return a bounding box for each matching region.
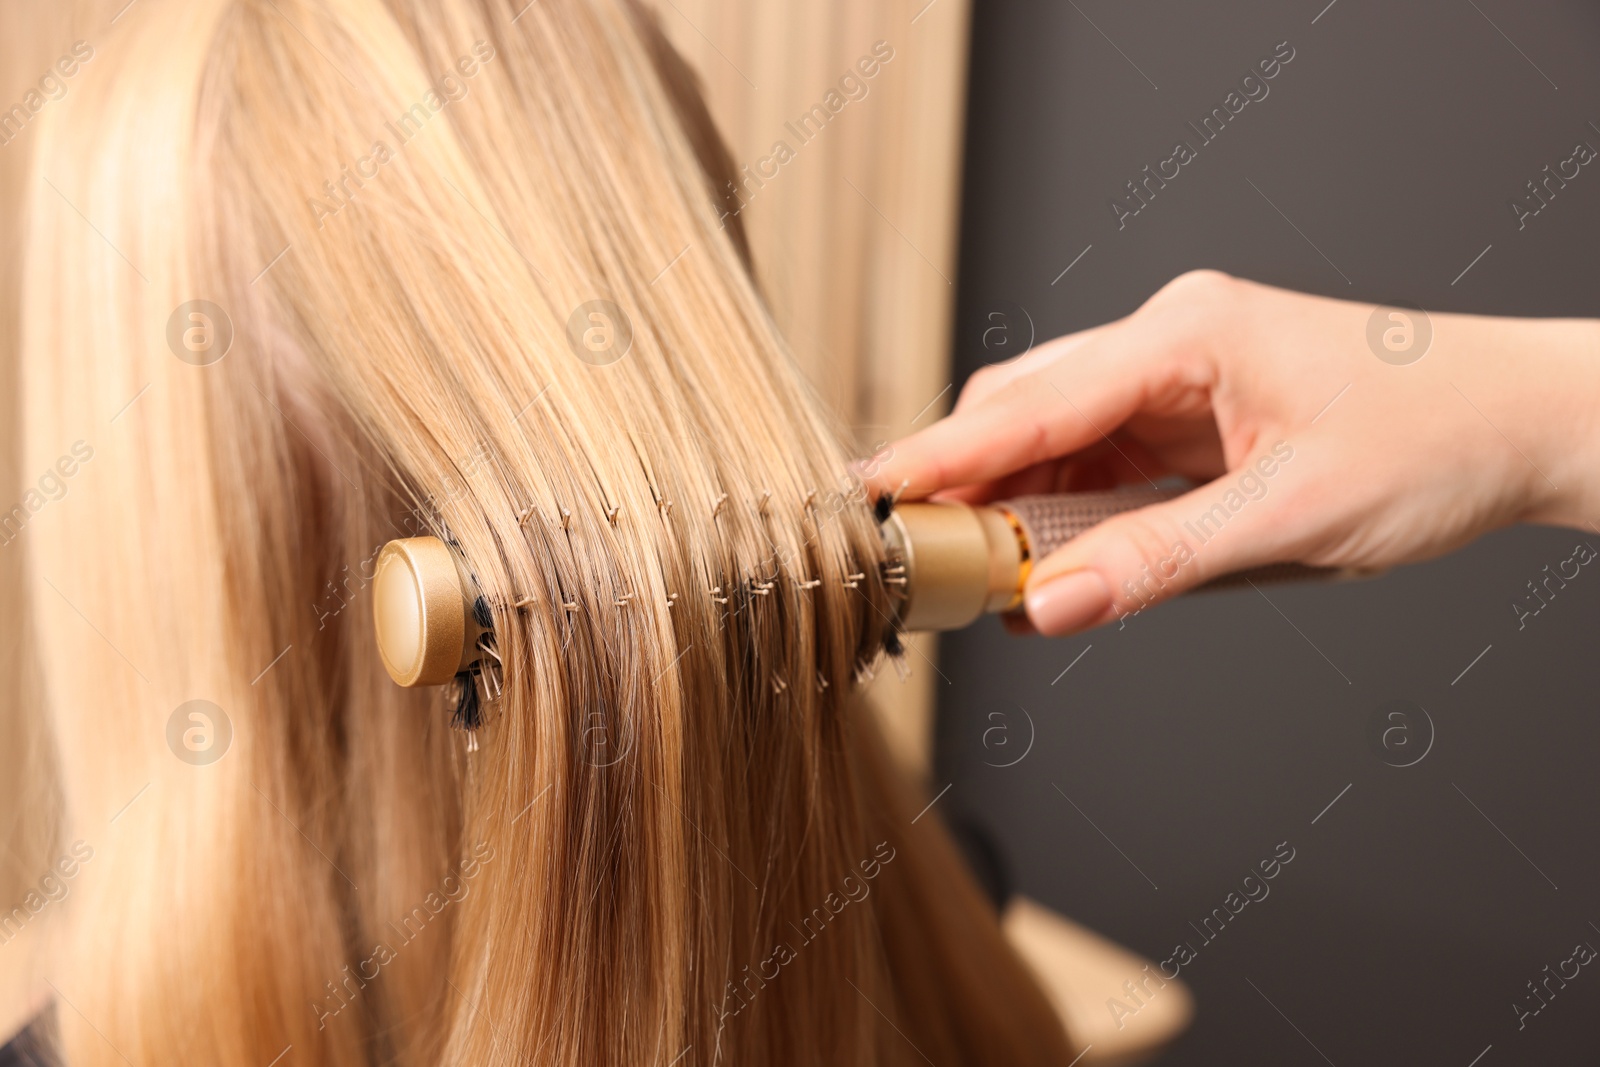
[14,0,1070,1063]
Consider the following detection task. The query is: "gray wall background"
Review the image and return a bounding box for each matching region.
[941,1,1600,1063]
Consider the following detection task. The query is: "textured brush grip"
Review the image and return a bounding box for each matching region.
[999,488,1183,554]
[997,489,1337,589]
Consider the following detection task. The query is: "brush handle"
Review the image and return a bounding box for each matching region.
[996,488,1338,590]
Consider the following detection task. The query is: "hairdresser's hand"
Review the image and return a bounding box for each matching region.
[868,271,1600,636]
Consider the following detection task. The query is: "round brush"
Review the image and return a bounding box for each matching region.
[371,488,1342,694]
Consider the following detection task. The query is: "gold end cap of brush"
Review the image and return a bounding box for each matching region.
[883,502,1027,632]
[373,537,482,687]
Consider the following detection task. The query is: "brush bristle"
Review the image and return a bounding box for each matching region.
[452,670,482,732]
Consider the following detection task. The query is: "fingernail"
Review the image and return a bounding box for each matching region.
[1026,570,1111,636]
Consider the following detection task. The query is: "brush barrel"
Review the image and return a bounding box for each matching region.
[885,488,1337,632]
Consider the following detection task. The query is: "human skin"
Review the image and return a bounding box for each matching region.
[866,270,1600,636]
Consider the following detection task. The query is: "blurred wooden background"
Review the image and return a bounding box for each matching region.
[0,1,87,1040]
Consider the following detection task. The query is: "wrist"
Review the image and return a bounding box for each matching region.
[1515,318,1600,529]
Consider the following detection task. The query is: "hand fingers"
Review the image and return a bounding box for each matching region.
[951,329,1103,413]
[931,439,1173,505]
[1020,443,1306,636]
[868,330,1194,503]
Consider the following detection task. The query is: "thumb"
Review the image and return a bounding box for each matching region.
[1021,460,1297,636]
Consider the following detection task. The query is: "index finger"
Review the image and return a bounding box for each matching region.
[867,314,1197,501]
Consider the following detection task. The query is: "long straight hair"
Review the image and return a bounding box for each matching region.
[15,0,1071,1063]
